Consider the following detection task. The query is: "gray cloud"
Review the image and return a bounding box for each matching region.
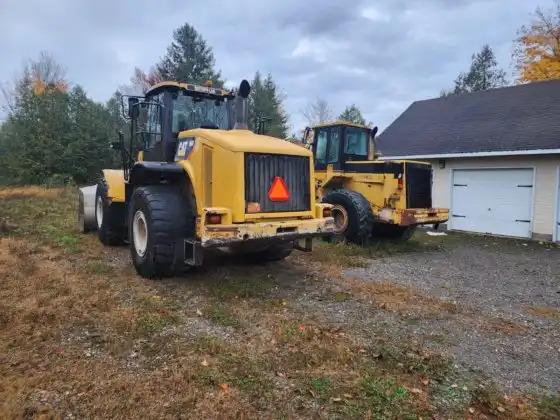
[0,0,544,132]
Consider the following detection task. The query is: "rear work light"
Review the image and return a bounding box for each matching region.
[247,202,261,213]
[206,213,222,225]
[397,174,404,189]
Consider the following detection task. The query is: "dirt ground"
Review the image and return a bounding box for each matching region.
[0,187,559,419]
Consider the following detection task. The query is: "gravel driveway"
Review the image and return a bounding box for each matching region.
[345,232,560,393]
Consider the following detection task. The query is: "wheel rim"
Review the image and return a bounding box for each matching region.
[132,210,148,257]
[331,204,349,234]
[96,196,104,229]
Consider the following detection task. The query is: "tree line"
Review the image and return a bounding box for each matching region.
[1,1,559,185]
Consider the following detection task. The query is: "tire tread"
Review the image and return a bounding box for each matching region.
[322,189,373,243]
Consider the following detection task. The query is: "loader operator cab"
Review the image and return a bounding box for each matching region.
[307,122,379,171]
[119,81,241,179]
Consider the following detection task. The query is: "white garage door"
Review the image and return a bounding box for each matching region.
[451,168,533,238]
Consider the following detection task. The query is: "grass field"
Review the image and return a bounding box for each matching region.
[0,186,558,419]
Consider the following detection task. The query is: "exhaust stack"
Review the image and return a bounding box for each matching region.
[369,126,379,160]
[234,79,251,130]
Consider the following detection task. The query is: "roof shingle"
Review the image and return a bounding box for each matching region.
[377,79,560,157]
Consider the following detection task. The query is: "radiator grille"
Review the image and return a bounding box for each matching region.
[405,162,432,208]
[245,153,310,213]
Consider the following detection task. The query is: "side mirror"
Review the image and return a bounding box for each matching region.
[303,127,314,145]
[128,97,139,118]
[368,126,379,160]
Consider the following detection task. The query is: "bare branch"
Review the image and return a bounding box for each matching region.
[301,98,332,127]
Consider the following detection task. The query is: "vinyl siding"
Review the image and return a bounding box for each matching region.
[430,155,560,239]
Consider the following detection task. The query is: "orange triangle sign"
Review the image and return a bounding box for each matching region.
[268,176,290,202]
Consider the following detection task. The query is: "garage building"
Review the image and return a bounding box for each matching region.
[377,79,560,241]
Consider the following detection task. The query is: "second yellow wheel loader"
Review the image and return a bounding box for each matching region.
[305,121,448,243]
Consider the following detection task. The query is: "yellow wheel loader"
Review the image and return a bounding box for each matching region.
[82,80,334,278]
[304,121,448,243]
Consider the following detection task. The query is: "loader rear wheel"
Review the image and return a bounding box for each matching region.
[371,223,416,241]
[95,180,125,245]
[129,185,195,279]
[322,189,373,244]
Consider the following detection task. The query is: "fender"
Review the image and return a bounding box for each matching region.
[129,162,186,186]
[102,169,126,202]
[128,161,198,212]
[321,173,353,191]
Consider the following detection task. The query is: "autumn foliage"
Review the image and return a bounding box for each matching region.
[514,1,560,83]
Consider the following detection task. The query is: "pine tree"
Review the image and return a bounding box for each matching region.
[156,23,223,86]
[0,54,116,184]
[338,104,366,125]
[63,86,115,183]
[248,72,289,138]
[452,45,507,94]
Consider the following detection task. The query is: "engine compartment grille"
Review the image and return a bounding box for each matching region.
[405,162,432,208]
[245,153,310,213]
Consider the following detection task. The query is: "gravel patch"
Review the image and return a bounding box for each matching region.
[345,233,560,393]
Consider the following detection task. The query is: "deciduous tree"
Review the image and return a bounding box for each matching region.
[302,98,332,126]
[514,1,560,83]
[0,54,115,184]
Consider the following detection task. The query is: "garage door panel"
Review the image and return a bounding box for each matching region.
[451,169,533,238]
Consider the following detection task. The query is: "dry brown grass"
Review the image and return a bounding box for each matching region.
[525,306,560,320]
[340,276,459,315]
[0,186,60,200]
[0,238,541,419]
[482,317,529,335]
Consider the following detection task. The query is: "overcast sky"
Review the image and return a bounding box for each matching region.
[0,0,546,132]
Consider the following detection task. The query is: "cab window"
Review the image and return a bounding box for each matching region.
[135,97,162,150]
[146,104,162,148]
[315,129,328,165]
[345,127,368,157]
[136,94,163,150]
[327,128,340,163]
[172,94,228,132]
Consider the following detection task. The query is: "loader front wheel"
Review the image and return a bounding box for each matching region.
[322,189,373,244]
[129,186,195,279]
[95,180,125,245]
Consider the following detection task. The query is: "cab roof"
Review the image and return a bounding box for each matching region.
[145,81,233,98]
[312,120,371,130]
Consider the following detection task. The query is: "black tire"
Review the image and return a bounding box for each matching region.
[322,189,373,244]
[128,185,195,279]
[371,223,416,241]
[95,180,126,245]
[244,242,294,262]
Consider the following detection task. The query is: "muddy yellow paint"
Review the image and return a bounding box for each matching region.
[102,169,125,202]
